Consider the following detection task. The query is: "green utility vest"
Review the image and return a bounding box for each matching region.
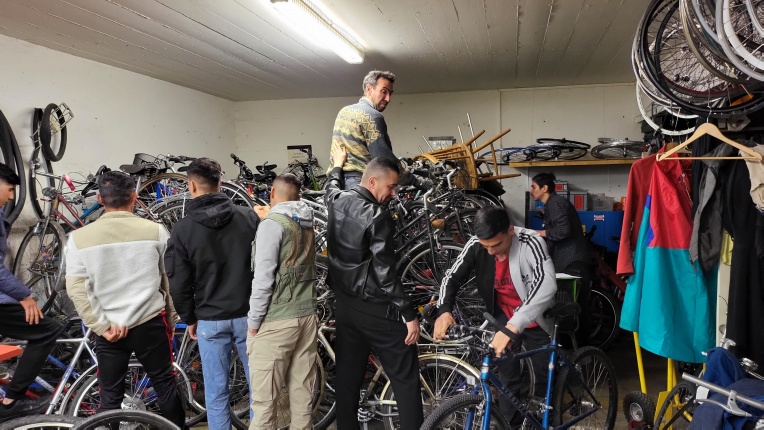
[255,212,316,324]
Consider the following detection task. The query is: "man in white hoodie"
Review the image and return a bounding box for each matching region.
[247,173,317,430]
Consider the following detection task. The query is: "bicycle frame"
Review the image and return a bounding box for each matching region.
[468,323,603,430]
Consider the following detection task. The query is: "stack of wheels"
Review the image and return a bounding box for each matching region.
[0,108,27,224]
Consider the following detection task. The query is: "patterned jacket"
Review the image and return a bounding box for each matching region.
[329,97,397,173]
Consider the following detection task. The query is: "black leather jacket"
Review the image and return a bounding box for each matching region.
[324,167,417,322]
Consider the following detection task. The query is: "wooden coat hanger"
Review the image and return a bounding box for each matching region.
[657,122,763,162]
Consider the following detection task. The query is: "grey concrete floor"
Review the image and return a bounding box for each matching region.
[192,330,667,429]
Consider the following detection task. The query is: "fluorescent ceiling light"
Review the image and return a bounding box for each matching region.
[270,0,364,64]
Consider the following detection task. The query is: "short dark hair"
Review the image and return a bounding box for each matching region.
[98,171,135,208]
[0,163,20,186]
[365,157,400,177]
[473,206,512,240]
[273,173,302,200]
[186,158,222,191]
[362,70,396,92]
[532,172,557,194]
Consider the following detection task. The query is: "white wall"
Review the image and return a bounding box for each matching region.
[499,83,641,223]
[235,84,640,224]
[0,34,236,229]
[235,90,501,172]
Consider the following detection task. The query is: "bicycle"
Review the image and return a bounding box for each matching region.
[283,148,326,191]
[421,308,618,429]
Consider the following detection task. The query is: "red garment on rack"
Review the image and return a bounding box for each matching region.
[617,155,658,276]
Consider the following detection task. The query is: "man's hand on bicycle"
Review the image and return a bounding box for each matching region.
[19,296,43,325]
[490,323,519,358]
[433,312,456,340]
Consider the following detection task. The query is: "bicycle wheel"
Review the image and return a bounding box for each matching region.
[75,409,179,429]
[314,211,328,256]
[380,354,480,429]
[313,337,337,430]
[654,381,695,429]
[1,415,83,430]
[151,199,188,233]
[136,173,189,214]
[229,349,250,430]
[420,393,509,430]
[69,362,195,426]
[552,346,618,429]
[28,138,55,219]
[588,289,622,351]
[13,222,67,296]
[536,138,592,149]
[221,181,256,209]
[590,142,645,159]
[173,338,206,426]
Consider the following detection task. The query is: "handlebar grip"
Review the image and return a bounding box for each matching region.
[231,153,241,161]
[63,174,76,191]
[483,312,520,343]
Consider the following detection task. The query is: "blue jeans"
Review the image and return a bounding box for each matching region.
[343,173,362,190]
[197,317,250,430]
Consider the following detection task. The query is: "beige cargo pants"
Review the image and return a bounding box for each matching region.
[246,314,318,430]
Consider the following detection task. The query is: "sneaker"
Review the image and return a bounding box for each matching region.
[0,396,50,420]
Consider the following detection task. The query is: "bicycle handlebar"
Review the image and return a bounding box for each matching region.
[167,154,196,164]
[483,312,520,343]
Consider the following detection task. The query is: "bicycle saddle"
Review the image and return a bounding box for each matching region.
[257,164,277,173]
[254,171,276,182]
[543,302,581,319]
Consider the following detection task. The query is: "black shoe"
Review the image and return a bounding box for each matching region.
[0,396,51,420]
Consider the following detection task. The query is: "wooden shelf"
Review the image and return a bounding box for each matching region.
[508,158,638,168]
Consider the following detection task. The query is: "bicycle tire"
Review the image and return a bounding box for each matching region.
[69,361,195,428]
[590,142,645,159]
[151,199,188,233]
[314,211,328,255]
[313,337,337,430]
[623,391,657,428]
[588,289,622,351]
[221,181,256,208]
[40,103,68,162]
[552,346,618,429]
[29,125,56,219]
[74,409,179,429]
[173,338,207,426]
[2,415,83,430]
[0,108,27,224]
[654,380,695,429]
[503,146,555,163]
[13,222,67,292]
[380,354,480,429]
[536,138,592,149]
[229,349,250,430]
[420,393,510,430]
[135,173,189,217]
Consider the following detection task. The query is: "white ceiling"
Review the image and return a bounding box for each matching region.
[0,0,649,101]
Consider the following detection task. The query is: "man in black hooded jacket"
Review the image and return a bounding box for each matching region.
[165,157,259,430]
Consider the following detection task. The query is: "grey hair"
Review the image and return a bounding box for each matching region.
[362,71,396,93]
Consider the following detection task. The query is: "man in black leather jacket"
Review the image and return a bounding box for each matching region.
[324,144,423,430]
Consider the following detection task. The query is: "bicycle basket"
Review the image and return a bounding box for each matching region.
[132,153,169,177]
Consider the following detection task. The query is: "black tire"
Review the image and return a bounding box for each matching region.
[588,288,622,351]
[174,337,207,427]
[0,108,27,224]
[74,409,179,429]
[552,346,618,429]
[622,391,657,428]
[654,381,695,430]
[151,199,188,233]
[29,136,55,219]
[40,103,68,162]
[1,415,83,430]
[13,222,67,294]
[420,393,510,430]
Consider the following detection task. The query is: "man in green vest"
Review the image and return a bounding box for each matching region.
[247,173,317,430]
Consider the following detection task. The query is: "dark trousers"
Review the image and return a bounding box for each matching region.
[94,314,185,429]
[334,303,423,430]
[497,326,551,422]
[0,304,63,399]
[563,261,592,347]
